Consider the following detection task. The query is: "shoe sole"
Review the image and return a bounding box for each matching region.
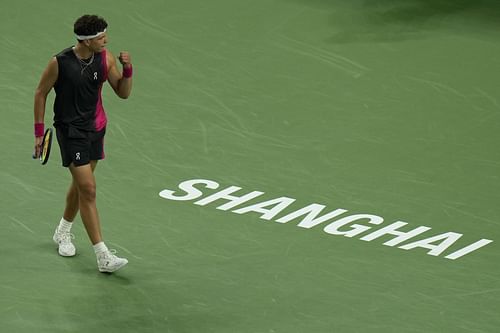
[58,250,76,257]
[98,260,128,273]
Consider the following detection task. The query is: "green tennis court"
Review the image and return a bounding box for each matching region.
[1,0,500,332]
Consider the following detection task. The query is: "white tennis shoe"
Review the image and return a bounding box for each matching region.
[52,228,76,257]
[97,250,128,273]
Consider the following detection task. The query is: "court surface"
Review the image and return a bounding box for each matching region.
[1,0,500,332]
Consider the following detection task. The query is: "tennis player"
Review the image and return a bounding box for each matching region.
[33,15,133,273]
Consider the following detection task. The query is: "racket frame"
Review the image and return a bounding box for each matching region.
[40,128,53,165]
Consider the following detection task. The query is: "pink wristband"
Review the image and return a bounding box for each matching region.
[123,65,133,78]
[34,123,44,137]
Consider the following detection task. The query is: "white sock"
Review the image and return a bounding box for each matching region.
[58,218,73,233]
[93,242,108,255]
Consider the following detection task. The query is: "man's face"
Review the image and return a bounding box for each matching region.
[87,32,107,52]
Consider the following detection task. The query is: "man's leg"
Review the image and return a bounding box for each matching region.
[69,160,128,272]
[69,161,102,245]
[53,161,98,257]
[62,180,79,222]
[62,161,97,225]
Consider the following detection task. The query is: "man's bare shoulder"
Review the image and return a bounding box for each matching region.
[105,49,117,66]
[45,57,58,73]
[44,56,56,65]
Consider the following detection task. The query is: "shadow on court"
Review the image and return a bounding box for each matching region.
[289,0,500,43]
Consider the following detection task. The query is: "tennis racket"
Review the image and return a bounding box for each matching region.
[33,128,53,165]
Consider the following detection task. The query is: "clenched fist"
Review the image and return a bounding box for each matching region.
[118,51,132,67]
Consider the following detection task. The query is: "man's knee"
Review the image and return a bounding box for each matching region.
[78,181,96,201]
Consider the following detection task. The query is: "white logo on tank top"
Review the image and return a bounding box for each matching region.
[76,152,81,160]
[94,72,98,80]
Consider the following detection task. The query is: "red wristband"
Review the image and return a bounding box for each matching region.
[34,123,44,137]
[123,65,133,78]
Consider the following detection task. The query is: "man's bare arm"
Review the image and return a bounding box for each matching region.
[107,50,133,99]
[33,57,58,157]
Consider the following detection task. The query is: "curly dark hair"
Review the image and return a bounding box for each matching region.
[74,15,108,41]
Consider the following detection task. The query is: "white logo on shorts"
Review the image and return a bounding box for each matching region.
[76,152,81,160]
[94,72,98,80]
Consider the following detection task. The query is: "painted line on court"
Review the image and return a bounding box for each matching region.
[159,179,493,260]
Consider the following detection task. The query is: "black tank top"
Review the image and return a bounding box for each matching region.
[53,47,108,131]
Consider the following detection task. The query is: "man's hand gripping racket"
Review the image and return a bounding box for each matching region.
[33,128,53,165]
